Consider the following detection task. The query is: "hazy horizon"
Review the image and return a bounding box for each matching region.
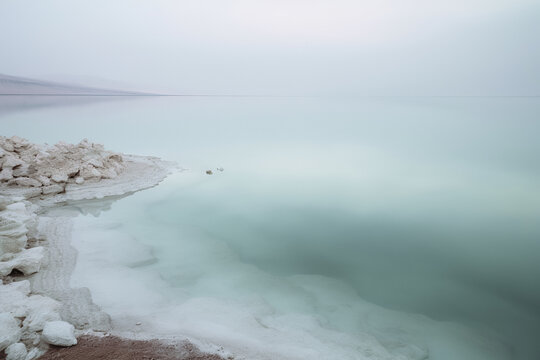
[1,0,539,96]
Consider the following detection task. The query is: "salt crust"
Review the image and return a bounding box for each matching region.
[0,136,173,359]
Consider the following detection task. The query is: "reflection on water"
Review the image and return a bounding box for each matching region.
[2,96,540,359]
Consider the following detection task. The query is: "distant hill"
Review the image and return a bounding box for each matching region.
[0,73,150,95]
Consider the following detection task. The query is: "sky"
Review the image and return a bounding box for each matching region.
[0,0,539,95]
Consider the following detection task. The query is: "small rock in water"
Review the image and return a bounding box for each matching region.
[216,167,224,172]
[136,322,142,326]
[206,170,213,175]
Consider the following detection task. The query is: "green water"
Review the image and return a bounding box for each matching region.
[2,96,540,359]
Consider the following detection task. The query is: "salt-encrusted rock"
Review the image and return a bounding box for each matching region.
[51,173,68,183]
[41,321,77,347]
[19,292,62,333]
[7,177,42,188]
[12,164,33,178]
[100,168,117,179]
[0,136,126,198]
[0,168,13,181]
[5,342,27,360]
[34,175,51,186]
[0,247,45,276]
[79,165,101,179]
[1,154,24,169]
[1,140,14,152]
[0,217,28,255]
[0,196,14,211]
[0,281,31,317]
[0,312,21,351]
[23,308,62,332]
[0,201,32,240]
[24,347,45,360]
[41,184,64,195]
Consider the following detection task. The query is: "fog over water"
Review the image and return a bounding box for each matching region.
[1,96,539,359]
[1,0,539,95]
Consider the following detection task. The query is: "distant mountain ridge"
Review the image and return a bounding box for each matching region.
[0,73,150,95]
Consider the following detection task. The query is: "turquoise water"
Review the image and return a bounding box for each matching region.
[2,96,540,359]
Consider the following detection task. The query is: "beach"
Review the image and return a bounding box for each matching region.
[0,136,226,360]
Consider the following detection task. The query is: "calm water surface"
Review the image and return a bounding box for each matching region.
[1,96,539,359]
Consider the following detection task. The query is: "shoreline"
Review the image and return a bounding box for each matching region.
[0,137,226,359]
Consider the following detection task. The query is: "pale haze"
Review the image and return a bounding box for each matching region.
[1,0,539,95]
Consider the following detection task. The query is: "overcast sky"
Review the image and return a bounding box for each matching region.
[1,0,539,95]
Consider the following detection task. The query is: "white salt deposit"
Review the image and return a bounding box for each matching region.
[41,321,77,347]
[5,342,28,360]
[0,136,173,358]
[0,312,21,351]
[70,212,512,360]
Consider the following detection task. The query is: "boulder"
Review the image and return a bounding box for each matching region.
[7,177,42,188]
[0,312,21,351]
[41,184,64,195]
[50,173,68,183]
[5,343,27,360]
[23,308,61,332]
[12,165,32,178]
[0,217,28,255]
[0,168,13,182]
[0,247,45,276]
[0,281,31,317]
[41,321,77,347]
[1,154,24,169]
[23,347,45,360]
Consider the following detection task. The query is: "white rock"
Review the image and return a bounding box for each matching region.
[0,247,45,276]
[7,178,42,188]
[0,281,31,317]
[51,173,68,183]
[1,155,24,169]
[41,184,64,195]
[74,176,84,184]
[0,217,28,255]
[12,165,32,178]
[5,202,27,213]
[0,168,13,181]
[5,343,27,360]
[41,321,77,346]
[24,347,45,360]
[100,168,117,179]
[23,295,61,323]
[35,175,51,186]
[0,312,21,351]
[80,165,101,179]
[23,308,61,332]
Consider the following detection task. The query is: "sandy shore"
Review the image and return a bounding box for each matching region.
[40,335,225,360]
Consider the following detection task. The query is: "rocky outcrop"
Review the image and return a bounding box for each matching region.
[41,321,77,347]
[0,137,174,360]
[0,197,64,358]
[5,342,28,360]
[0,136,125,198]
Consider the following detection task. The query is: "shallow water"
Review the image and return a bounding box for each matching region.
[2,96,540,359]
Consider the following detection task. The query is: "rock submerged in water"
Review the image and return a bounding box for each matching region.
[42,321,77,347]
[0,136,126,198]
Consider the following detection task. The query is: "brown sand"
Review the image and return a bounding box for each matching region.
[37,335,228,360]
